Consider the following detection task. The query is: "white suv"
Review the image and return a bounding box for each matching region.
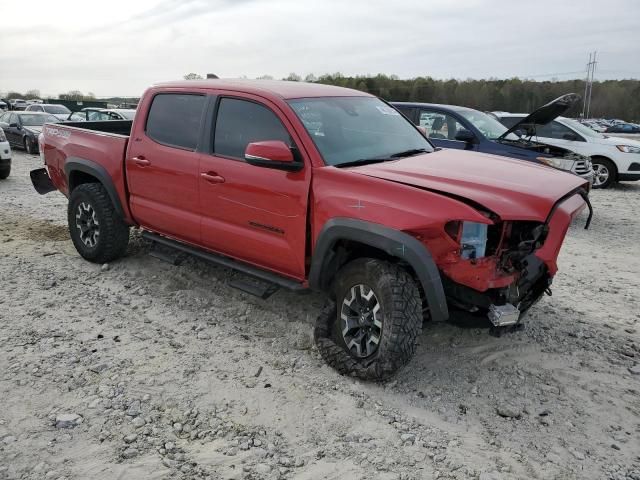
[495,113,640,188]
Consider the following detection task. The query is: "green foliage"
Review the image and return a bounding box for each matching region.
[309,74,640,120]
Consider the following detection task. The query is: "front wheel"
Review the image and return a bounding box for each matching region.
[68,183,129,263]
[314,258,422,380]
[0,167,9,180]
[592,157,616,189]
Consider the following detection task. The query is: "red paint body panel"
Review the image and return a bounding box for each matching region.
[534,193,586,275]
[354,149,587,221]
[41,125,135,224]
[41,79,588,301]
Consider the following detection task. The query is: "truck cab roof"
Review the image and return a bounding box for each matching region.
[151,79,371,100]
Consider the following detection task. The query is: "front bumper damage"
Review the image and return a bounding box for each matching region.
[441,189,590,327]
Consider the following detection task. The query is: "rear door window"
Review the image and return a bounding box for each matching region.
[213,98,291,159]
[146,94,206,150]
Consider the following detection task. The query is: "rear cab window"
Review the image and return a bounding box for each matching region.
[146,93,206,150]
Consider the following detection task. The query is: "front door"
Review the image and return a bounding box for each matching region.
[126,93,207,245]
[6,113,22,147]
[418,109,475,150]
[199,95,311,279]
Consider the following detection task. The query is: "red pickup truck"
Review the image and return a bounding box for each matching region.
[31,79,591,379]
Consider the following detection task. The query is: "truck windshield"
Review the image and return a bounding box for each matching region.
[288,97,433,166]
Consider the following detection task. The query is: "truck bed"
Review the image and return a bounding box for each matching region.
[61,120,133,137]
[42,120,135,223]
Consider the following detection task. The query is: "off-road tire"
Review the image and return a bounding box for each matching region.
[0,167,9,180]
[314,258,422,381]
[24,138,35,155]
[68,183,129,263]
[591,157,616,189]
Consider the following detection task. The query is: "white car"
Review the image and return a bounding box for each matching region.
[495,113,640,188]
[0,127,11,179]
[25,103,72,121]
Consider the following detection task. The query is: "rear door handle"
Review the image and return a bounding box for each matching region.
[132,155,150,166]
[201,172,225,183]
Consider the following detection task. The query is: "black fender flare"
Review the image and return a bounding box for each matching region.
[308,218,449,322]
[64,158,125,219]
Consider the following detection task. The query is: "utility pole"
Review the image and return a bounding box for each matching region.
[582,51,597,119]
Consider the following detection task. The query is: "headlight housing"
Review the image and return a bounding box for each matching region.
[616,145,640,154]
[537,156,576,171]
[446,221,489,259]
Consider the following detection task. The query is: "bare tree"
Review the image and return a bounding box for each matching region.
[59,90,85,101]
[25,89,41,99]
[183,73,203,80]
[284,73,301,82]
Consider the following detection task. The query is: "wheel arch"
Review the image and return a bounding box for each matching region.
[64,158,125,220]
[309,218,449,322]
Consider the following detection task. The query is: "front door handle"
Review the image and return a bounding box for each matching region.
[132,155,150,166]
[201,172,225,183]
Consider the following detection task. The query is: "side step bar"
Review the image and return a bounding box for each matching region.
[141,231,306,292]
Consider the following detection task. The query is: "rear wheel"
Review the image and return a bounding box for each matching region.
[0,167,9,179]
[314,258,422,380]
[592,157,616,188]
[68,183,129,263]
[24,138,36,154]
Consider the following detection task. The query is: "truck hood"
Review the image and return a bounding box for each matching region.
[349,149,587,221]
[499,93,581,140]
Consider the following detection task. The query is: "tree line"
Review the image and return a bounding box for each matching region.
[5,90,96,101]
[276,73,640,121]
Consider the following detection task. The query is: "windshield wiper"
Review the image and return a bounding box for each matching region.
[389,148,429,158]
[334,158,393,168]
[335,148,429,168]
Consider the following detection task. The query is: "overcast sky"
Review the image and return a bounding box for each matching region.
[1,0,638,97]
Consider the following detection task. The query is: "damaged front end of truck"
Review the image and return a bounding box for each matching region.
[434,189,592,330]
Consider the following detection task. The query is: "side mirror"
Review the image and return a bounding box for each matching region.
[244,141,302,171]
[455,128,475,143]
[562,133,578,141]
[9,122,20,129]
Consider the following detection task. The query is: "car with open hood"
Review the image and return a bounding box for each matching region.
[0,111,60,154]
[31,79,591,379]
[495,107,640,188]
[392,94,594,186]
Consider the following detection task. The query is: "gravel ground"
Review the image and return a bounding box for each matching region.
[1,151,639,480]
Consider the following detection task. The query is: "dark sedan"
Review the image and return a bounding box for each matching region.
[0,111,60,154]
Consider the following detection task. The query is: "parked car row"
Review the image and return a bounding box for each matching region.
[579,118,640,134]
[393,94,596,187]
[492,111,640,188]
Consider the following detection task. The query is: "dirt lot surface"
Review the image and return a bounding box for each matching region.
[1,151,639,480]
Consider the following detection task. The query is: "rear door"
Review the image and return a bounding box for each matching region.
[198,94,311,279]
[126,92,207,244]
